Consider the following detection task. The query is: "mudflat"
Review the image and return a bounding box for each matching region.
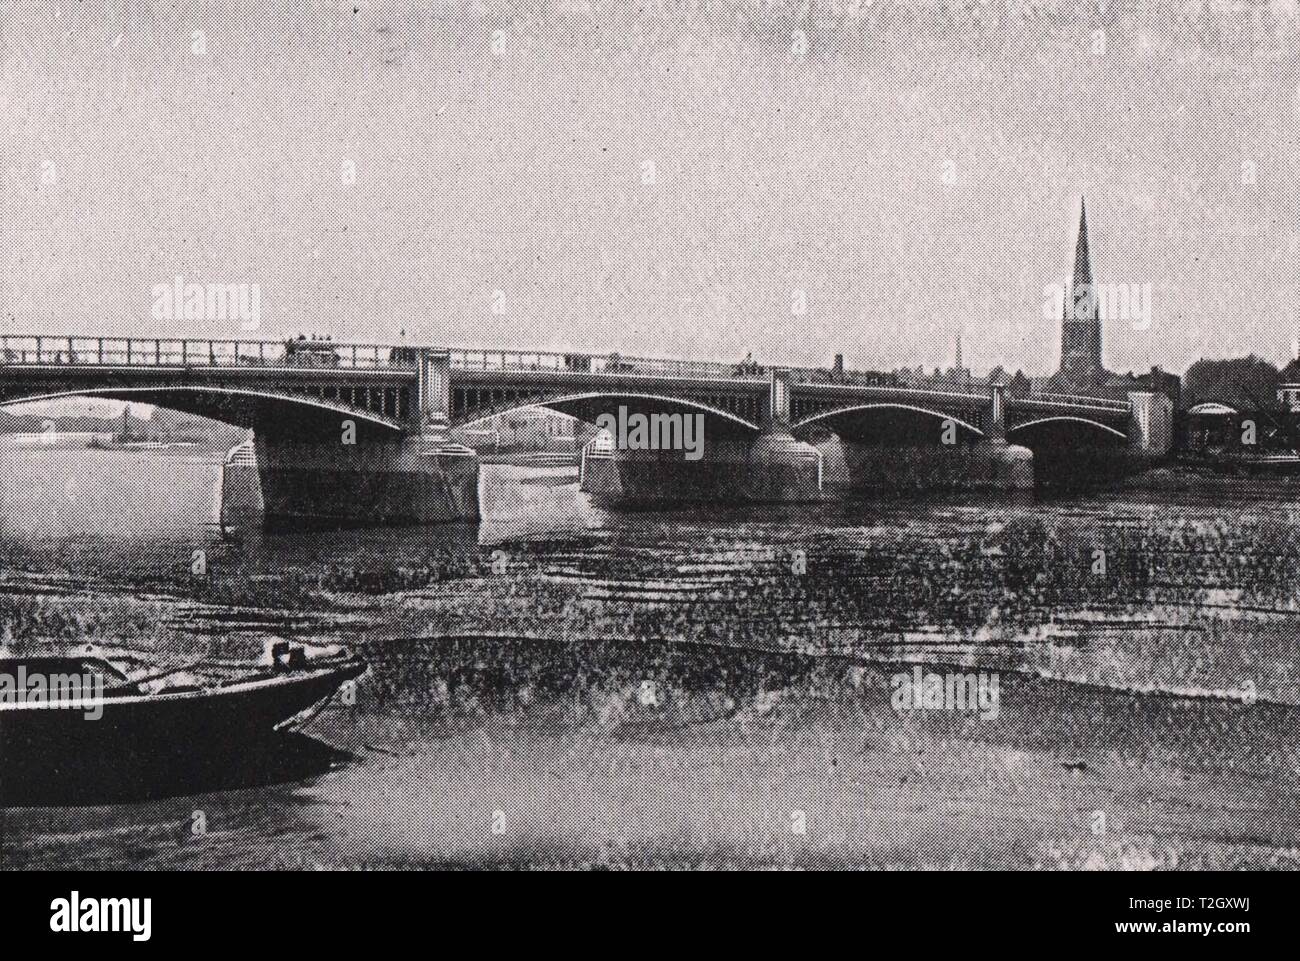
[6,643,1298,871]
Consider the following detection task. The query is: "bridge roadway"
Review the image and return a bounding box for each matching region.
[0,335,1170,528]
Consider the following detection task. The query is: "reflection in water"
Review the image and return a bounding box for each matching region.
[0,731,349,807]
[478,464,604,545]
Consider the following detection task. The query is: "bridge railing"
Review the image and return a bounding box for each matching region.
[1016,392,1130,411]
[0,336,407,370]
[0,336,763,380]
[786,367,923,388]
[0,335,1135,411]
[447,348,747,380]
[783,371,1131,411]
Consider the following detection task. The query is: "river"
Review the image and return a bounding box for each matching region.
[2,444,1299,868]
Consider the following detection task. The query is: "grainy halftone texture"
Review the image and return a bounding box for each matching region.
[2,2,1299,870]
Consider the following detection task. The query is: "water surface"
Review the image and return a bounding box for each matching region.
[3,445,1300,868]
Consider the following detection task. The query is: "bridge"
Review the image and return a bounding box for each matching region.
[0,335,1172,528]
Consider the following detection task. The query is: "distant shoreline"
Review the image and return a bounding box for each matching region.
[0,434,223,454]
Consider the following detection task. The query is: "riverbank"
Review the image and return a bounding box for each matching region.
[1122,462,1300,491]
[5,640,1298,870]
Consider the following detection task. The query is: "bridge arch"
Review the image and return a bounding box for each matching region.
[1007,415,1126,441]
[1006,412,1131,489]
[793,402,984,440]
[455,391,764,435]
[0,385,405,438]
[1185,401,1239,416]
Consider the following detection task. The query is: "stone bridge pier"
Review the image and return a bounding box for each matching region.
[974,384,1035,491]
[820,383,1034,495]
[743,368,826,502]
[579,368,825,508]
[1126,391,1174,459]
[254,349,480,530]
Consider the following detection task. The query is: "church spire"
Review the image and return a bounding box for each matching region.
[1054,197,1105,390]
[1073,198,1093,292]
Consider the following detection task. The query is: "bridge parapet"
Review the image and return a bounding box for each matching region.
[792,382,999,428]
[1025,391,1130,406]
[1009,400,1132,423]
[1015,392,1130,413]
[447,347,755,381]
[0,335,780,382]
[0,335,407,370]
[1,334,1135,435]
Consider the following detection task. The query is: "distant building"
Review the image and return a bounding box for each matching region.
[1182,355,1279,411]
[1278,358,1300,411]
[1180,356,1300,459]
[454,406,578,453]
[1102,366,1181,410]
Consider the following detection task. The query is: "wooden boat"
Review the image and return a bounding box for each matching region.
[0,646,366,800]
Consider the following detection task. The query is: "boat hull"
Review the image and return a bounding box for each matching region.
[0,659,365,804]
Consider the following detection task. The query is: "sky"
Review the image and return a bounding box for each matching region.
[3,1,1299,378]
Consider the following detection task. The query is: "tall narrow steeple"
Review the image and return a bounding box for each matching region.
[1072,198,1093,292]
[1055,198,1104,389]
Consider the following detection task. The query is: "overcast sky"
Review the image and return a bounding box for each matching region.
[3,2,1298,377]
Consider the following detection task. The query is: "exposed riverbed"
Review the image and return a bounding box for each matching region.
[2,447,1299,868]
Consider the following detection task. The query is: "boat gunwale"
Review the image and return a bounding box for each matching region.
[0,657,366,712]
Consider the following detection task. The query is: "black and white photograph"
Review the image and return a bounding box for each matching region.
[0,0,1295,910]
